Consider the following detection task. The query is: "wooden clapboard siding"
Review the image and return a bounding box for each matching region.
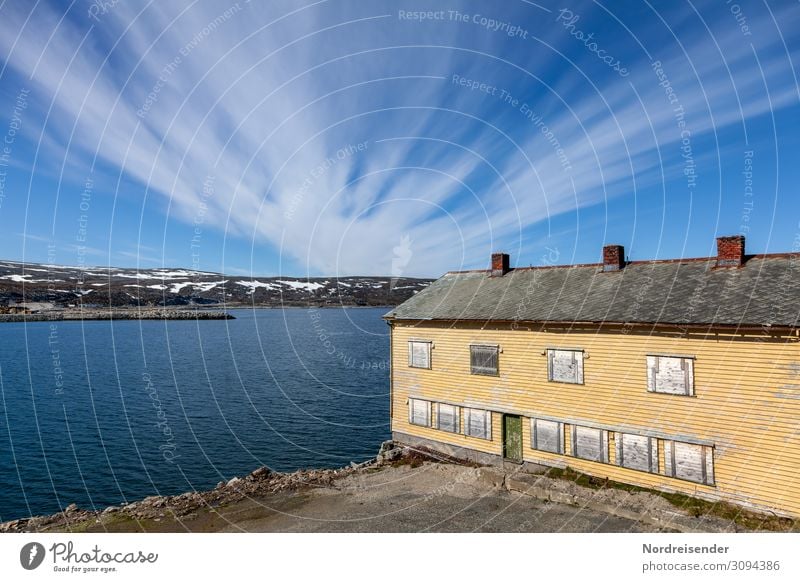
[389,320,800,516]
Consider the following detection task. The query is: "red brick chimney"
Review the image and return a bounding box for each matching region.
[491,252,510,277]
[602,245,625,271]
[716,235,745,267]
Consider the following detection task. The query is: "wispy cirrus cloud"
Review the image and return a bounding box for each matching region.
[0,0,797,276]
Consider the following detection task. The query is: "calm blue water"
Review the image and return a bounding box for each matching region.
[0,308,390,521]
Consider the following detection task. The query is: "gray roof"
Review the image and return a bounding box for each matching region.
[384,255,800,328]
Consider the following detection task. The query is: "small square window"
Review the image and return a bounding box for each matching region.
[408,398,431,427]
[436,403,460,433]
[408,341,431,369]
[647,355,694,396]
[547,349,584,384]
[470,344,499,375]
[464,408,492,440]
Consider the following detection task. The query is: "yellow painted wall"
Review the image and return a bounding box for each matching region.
[390,320,800,516]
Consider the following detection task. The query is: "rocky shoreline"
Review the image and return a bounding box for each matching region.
[1,442,794,533]
[0,308,234,323]
[0,441,404,533]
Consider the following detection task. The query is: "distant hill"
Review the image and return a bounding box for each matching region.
[0,260,433,308]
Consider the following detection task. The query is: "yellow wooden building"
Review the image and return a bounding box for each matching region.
[384,236,800,517]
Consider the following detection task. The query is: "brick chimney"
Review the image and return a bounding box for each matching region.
[602,245,625,271]
[491,252,510,277]
[716,235,745,267]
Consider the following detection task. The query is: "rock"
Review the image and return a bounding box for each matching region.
[378,440,395,455]
[65,503,78,513]
[383,448,402,462]
[227,477,241,487]
[215,481,225,490]
[102,506,119,514]
[249,467,271,480]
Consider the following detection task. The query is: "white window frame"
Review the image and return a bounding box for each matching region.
[570,425,608,463]
[408,340,432,369]
[436,403,460,433]
[464,408,492,440]
[470,344,499,376]
[646,355,694,396]
[547,348,584,384]
[408,398,431,427]
[664,440,715,485]
[531,418,564,454]
[614,432,658,474]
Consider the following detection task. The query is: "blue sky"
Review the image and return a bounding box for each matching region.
[0,0,798,277]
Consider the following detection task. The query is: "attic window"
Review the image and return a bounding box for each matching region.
[408,340,431,369]
[470,344,499,376]
[547,349,584,384]
[647,355,694,396]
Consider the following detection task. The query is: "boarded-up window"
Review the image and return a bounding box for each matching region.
[615,432,658,473]
[547,349,584,384]
[436,403,460,433]
[465,408,492,440]
[408,341,431,369]
[664,441,715,485]
[470,345,499,376]
[571,425,608,462]
[532,419,563,454]
[647,355,694,395]
[408,398,431,427]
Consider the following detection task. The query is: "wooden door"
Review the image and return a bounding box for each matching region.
[503,415,523,462]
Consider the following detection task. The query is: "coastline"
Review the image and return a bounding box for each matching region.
[0,308,234,323]
[1,443,793,533]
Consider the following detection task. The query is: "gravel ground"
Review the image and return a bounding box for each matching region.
[4,447,767,533]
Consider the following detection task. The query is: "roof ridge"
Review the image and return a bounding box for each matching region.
[444,251,800,275]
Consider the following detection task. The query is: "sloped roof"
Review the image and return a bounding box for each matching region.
[384,255,800,328]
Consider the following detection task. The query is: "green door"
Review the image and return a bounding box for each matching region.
[503,415,523,462]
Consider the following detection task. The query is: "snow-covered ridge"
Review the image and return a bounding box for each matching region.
[0,260,434,307]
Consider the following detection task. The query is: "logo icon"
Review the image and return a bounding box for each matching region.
[20,542,46,570]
